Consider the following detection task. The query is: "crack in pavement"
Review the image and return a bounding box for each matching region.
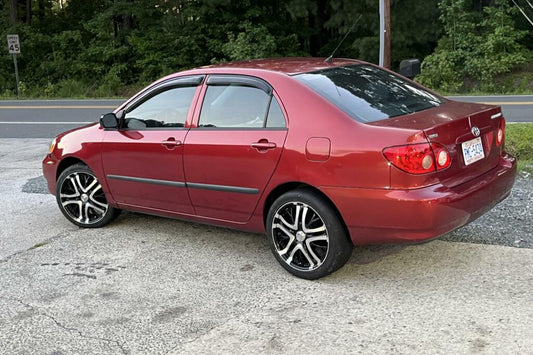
[5,297,129,354]
[164,318,233,355]
[164,296,272,355]
[0,228,79,264]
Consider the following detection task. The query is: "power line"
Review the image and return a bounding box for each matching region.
[511,0,533,27]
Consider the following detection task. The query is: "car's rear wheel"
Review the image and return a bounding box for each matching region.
[266,189,353,279]
[56,164,120,228]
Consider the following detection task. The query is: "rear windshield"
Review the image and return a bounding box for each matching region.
[294,65,444,123]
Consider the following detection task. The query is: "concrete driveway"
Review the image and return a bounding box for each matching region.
[1,139,532,354]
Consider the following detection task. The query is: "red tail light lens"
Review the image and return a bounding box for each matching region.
[383,143,450,174]
[496,118,505,146]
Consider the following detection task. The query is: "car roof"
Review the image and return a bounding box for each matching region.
[198,57,363,75]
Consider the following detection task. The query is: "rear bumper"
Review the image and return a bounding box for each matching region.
[321,153,517,245]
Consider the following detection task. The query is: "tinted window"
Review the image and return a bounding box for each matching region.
[125,86,197,129]
[294,65,444,123]
[199,85,270,128]
[266,97,286,128]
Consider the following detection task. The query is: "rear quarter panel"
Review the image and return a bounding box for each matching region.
[239,72,428,230]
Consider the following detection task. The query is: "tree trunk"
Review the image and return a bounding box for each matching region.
[123,14,133,32]
[36,0,45,21]
[9,0,18,24]
[25,0,32,24]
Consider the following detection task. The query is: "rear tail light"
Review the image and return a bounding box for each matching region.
[496,118,505,146]
[434,146,451,169]
[383,143,451,174]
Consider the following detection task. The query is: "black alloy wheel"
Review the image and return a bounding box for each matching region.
[56,164,120,228]
[267,188,353,279]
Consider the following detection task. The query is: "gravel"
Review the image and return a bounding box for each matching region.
[23,173,532,249]
[21,175,49,194]
[442,172,532,249]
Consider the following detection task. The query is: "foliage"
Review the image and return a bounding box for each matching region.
[0,0,531,97]
[326,0,442,67]
[417,0,529,93]
[505,123,533,175]
[222,21,278,61]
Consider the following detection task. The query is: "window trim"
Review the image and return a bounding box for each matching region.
[126,75,204,114]
[206,75,272,95]
[120,75,204,130]
[195,75,287,130]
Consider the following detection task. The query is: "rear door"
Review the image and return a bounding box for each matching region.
[101,76,203,213]
[183,75,288,222]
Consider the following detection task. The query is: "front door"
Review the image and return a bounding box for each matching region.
[102,77,202,214]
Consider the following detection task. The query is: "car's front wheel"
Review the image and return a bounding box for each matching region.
[56,163,120,228]
[266,189,353,279]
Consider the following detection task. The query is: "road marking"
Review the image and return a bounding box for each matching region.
[0,106,115,109]
[0,121,93,124]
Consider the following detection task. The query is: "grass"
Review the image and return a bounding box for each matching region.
[28,242,48,250]
[505,123,533,176]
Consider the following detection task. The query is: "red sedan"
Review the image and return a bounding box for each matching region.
[43,58,516,279]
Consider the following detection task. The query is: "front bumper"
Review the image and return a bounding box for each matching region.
[42,154,58,194]
[321,153,517,245]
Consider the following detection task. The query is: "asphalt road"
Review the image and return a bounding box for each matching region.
[449,94,533,123]
[0,95,531,138]
[0,99,124,138]
[1,139,532,354]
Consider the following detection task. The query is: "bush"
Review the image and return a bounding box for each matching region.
[417,0,529,93]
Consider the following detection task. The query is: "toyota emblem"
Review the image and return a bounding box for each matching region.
[471,126,480,137]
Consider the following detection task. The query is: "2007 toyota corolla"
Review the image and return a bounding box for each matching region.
[43,58,516,279]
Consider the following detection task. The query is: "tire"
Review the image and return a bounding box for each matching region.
[56,163,120,228]
[266,188,353,280]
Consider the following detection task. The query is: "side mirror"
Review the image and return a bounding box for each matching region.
[100,113,119,129]
[399,59,421,80]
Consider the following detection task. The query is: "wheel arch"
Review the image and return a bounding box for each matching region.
[56,157,88,180]
[262,182,352,244]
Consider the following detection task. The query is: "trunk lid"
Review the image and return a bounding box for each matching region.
[372,100,504,187]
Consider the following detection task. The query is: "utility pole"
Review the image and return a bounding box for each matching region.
[379,0,391,69]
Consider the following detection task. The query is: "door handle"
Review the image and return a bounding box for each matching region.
[251,141,277,150]
[162,138,182,148]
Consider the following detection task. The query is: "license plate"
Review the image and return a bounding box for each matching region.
[462,137,484,165]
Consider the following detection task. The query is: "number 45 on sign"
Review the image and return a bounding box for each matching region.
[7,34,20,54]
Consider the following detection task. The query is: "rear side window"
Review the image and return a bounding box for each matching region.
[294,65,444,123]
[198,83,286,128]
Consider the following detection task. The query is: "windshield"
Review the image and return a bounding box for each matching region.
[294,65,444,123]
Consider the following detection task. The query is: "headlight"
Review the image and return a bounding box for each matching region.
[49,138,57,154]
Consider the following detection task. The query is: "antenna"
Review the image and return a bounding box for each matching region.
[325,15,362,63]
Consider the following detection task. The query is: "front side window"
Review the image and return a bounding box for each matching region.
[294,65,444,123]
[124,86,197,129]
[198,82,286,129]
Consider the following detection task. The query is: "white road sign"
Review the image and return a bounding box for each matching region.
[7,34,20,54]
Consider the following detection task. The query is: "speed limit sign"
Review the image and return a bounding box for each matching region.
[7,34,20,54]
[7,34,21,97]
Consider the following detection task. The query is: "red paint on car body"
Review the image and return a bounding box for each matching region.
[43,58,516,246]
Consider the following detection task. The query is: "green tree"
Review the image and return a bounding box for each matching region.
[417,0,529,92]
